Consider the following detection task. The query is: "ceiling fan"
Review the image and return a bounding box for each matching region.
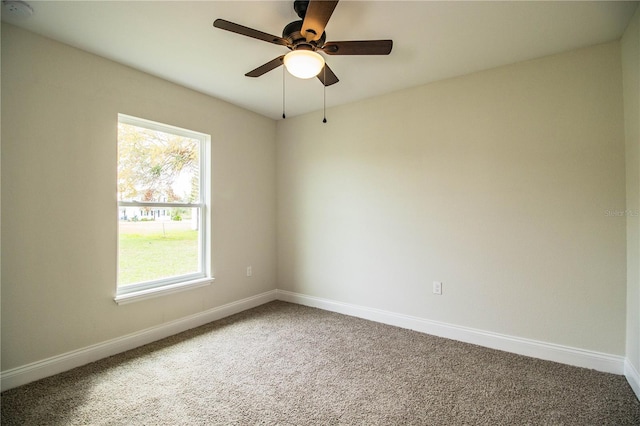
[213,0,393,87]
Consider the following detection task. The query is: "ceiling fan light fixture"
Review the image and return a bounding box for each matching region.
[283,50,325,79]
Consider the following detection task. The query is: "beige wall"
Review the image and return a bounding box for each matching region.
[622,7,640,377]
[277,42,627,354]
[1,24,277,370]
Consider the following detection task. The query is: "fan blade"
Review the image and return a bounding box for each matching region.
[245,56,285,77]
[316,63,339,86]
[214,19,289,47]
[322,40,393,55]
[301,0,339,42]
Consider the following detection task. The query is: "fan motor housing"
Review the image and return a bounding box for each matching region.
[282,20,326,48]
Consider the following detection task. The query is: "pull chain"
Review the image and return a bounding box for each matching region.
[282,66,286,119]
[322,66,327,123]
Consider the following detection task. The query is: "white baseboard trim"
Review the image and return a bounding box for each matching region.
[276,290,626,375]
[0,290,278,392]
[624,359,640,400]
[2,289,633,394]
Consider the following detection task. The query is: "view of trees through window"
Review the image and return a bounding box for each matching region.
[117,118,204,288]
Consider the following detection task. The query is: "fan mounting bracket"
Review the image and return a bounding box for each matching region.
[293,0,309,19]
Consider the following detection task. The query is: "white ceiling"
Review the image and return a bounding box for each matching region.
[2,1,638,120]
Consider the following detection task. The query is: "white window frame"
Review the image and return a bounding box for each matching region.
[115,114,212,304]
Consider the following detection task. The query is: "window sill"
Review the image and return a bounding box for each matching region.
[114,277,214,305]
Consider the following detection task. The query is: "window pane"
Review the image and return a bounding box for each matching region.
[116,115,209,293]
[118,122,200,204]
[118,208,201,286]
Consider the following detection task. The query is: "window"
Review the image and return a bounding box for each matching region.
[115,114,211,303]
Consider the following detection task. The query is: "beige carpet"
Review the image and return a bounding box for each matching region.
[2,301,639,425]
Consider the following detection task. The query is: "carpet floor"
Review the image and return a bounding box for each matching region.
[1,301,639,425]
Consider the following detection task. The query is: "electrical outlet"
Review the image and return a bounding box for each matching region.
[433,281,442,295]
[246,266,252,277]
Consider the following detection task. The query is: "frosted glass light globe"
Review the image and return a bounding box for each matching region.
[283,50,325,79]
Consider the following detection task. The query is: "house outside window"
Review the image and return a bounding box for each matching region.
[115,114,211,303]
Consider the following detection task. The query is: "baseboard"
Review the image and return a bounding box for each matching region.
[0,290,278,392]
[2,288,631,393]
[276,290,625,375]
[625,359,640,400]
